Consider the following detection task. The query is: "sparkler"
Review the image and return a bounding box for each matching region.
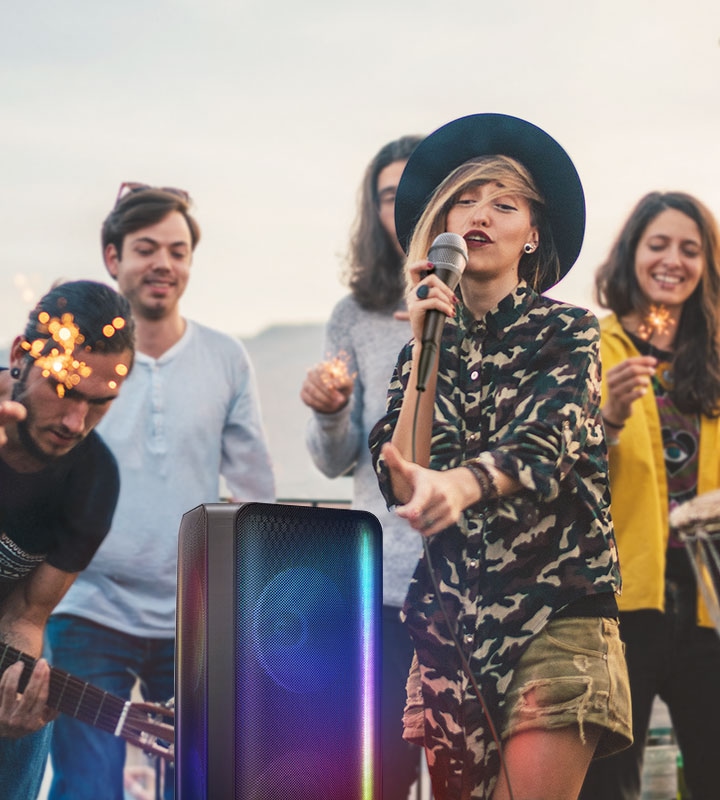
[637,304,674,345]
[637,304,675,390]
[19,311,128,398]
[319,350,355,389]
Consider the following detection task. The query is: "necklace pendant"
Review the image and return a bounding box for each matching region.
[656,361,674,391]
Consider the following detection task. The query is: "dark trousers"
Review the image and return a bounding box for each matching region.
[382,605,421,800]
[580,586,720,800]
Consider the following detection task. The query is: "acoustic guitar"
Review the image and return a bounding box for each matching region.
[1,643,174,762]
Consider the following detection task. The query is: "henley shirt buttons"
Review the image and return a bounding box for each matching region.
[469,558,479,570]
[470,370,479,381]
[463,633,474,647]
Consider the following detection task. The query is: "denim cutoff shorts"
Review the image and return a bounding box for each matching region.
[500,616,633,758]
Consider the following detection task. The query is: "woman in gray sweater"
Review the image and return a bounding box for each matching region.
[300,135,423,800]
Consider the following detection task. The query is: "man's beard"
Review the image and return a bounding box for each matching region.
[12,377,61,464]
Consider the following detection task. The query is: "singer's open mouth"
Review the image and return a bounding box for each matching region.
[464,230,492,246]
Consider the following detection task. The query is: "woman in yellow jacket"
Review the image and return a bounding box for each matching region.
[580,191,720,800]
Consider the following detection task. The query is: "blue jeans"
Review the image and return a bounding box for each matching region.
[45,615,175,800]
[0,723,52,800]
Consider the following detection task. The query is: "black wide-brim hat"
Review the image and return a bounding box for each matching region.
[395,113,586,291]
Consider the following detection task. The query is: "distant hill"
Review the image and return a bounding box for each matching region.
[0,326,352,504]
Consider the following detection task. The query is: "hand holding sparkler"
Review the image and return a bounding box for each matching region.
[603,355,656,433]
[602,305,675,439]
[300,351,356,414]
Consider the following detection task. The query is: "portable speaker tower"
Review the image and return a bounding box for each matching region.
[175,502,382,799]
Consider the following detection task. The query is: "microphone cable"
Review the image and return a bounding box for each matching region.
[410,380,516,800]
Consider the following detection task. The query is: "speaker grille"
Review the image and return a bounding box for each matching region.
[234,504,380,800]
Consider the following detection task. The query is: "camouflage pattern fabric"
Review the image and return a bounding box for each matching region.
[369,282,621,799]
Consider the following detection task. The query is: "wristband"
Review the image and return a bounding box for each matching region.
[465,462,499,502]
[601,413,626,430]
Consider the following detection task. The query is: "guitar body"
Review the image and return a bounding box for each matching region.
[1,643,174,762]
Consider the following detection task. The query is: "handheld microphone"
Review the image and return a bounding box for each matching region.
[416,232,468,392]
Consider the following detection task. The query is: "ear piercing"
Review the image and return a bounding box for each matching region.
[10,367,21,379]
[523,242,537,254]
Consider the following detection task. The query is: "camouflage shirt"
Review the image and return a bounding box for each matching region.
[369,282,621,799]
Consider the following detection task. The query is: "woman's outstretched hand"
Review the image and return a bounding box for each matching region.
[382,442,480,537]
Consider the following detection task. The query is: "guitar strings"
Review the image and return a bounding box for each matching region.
[0,644,172,748]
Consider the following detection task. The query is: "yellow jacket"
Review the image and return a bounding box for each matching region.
[600,314,720,627]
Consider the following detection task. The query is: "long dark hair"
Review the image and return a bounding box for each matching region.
[595,191,720,416]
[345,135,422,311]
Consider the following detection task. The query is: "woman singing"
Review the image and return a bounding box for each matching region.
[369,114,632,800]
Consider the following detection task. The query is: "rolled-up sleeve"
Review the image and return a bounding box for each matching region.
[469,313,602,502]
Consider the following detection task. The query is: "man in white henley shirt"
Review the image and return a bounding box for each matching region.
[46,184,275,800]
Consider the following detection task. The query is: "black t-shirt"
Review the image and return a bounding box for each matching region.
[0,429,119,603]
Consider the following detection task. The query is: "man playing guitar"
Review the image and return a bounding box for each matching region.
[0,281,135,799]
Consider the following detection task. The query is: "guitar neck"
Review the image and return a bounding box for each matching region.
[0,643,127,736]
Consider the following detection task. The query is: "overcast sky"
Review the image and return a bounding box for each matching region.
[2,0,719,348]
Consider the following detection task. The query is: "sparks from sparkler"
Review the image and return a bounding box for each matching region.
[637,304,674,346]
[319,350,356,389]
[636,303,676,390]
[13,272,45,307]
[19,311,129,398]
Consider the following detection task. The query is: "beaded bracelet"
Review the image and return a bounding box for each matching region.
[465,462,499,502]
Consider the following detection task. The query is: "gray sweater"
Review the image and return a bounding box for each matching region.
[305,294,422,608]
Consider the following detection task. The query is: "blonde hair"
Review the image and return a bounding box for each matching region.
[406,155,561,291]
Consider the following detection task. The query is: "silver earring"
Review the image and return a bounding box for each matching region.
[10,367,21,379]
[523,242,536,254]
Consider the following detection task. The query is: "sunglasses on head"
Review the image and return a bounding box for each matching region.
[115,182,190,207]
